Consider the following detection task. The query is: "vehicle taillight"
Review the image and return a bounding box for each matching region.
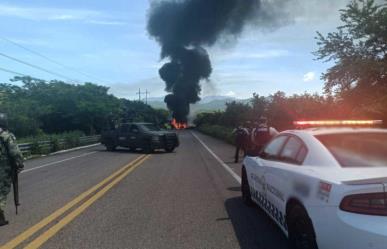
[340,193,387,216]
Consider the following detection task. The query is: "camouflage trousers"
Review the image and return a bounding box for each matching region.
[0,168,11,212]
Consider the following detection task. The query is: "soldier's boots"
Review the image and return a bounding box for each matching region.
[0,210,9,226]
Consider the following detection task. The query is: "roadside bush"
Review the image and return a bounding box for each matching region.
[196,124,235,145]
[63,131,83,149]
[19,130,86,155]
[30,140,41,155]
[50,137,61,152]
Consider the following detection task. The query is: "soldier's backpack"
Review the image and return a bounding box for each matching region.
[252,126,272,148]
[235,128,248,146]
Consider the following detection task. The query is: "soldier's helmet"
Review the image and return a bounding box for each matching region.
[0,113,8,128]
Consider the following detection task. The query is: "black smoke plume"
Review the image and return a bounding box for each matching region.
[147,0,288,122]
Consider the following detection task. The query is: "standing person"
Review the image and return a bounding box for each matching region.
[243,121,254,155]
[245,121,253,134]
[251,117,279,155]
[232,124,248,163]
[0,113,24,226]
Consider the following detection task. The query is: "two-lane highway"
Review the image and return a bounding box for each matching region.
[0,131,288,249]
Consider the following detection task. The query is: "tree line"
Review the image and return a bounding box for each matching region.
[194,92,358,131]
[195,0,387,131]
[0,76,169,137]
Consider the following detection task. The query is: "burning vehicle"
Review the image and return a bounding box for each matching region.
[171,119,188,130]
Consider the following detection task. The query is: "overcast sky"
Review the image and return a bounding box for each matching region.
[0,0,350,100]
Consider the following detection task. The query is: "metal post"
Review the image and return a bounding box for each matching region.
[145,90,150,104]
[137,88,141,102]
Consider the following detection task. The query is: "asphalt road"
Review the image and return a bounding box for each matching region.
[0,130,288,249]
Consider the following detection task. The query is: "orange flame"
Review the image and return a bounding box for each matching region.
[171,118,187,129]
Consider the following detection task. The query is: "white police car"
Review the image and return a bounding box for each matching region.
[241,120,387,249]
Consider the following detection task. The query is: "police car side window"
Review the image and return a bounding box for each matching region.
[279,136,307,165]
[296,145,307,164]
[261,136,288,160]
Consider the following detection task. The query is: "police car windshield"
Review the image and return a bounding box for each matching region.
[316,133,387,167]
[142,124,160,131]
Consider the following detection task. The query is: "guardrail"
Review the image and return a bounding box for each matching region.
[18,135,101,157]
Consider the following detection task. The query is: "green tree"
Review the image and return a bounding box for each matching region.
[250,93,268,120]
[265,91,293,130]
[153,108,170,126]
[221,101,251,127]
[0,76,166,136]
[315,0,387,119]
[194,111,223,127]
[119,99,169,126]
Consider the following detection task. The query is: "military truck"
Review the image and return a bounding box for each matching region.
[101,123,179,153]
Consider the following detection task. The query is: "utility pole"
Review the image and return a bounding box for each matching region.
[136,89,150,104]
[145,89,150,104]
[137,88,141,102]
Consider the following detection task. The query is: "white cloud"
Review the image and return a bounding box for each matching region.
[303,72,316,82]
[211,49,291,62]
[0,4,98,20]
[235,50,291,59]
[85,20,127,26]
[225,91,236,97]
[51,14,78,21]
[0,3,127,25]
[290,0,349,24]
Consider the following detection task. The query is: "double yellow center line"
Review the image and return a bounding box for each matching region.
[1,154,150,249]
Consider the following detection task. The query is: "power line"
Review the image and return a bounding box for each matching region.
[0,66,44,83]
[0,37,108,83]
[0,52,78,82]
[0,66,26,77]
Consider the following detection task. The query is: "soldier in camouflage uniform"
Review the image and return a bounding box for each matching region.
[0,114,24,226]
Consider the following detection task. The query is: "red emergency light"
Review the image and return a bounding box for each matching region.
[294,120,383,127]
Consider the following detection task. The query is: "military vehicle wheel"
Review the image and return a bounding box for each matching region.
[143,144,153,154]
[106,144,116,151]
[165,146,175,153]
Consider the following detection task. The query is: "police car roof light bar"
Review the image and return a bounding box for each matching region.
[293,120,383,127]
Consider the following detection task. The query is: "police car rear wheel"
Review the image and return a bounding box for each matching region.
[241,168,253,207]
[288,205,318,249]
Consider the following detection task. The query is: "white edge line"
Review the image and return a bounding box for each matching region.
[22,151,97,174]
[191,131,241,184]
[48,143,101,156]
